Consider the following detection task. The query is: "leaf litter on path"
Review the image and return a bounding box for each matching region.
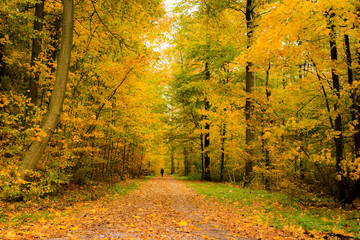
[1,176,313,239]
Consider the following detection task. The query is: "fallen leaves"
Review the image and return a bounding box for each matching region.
[0,176,322,239]
[189,224,200,231]
[177,220,188,226]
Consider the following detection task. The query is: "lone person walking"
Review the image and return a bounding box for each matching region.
[161,168,164,177]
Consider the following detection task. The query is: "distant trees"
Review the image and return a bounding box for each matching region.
[168,0,360,203]
[1,0,360,204]
[0,0,167,200]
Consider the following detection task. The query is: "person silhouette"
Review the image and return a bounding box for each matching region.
[161,168,164,177]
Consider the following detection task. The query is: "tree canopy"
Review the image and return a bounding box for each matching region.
[1,0,360,204]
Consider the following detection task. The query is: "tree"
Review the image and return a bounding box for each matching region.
[326,7,345,202]
[244,0,256,181]
[28,0,45,105]
[19,0,74,180]
[0,33,5,86]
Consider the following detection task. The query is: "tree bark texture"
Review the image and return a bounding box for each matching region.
[353,7,360,200]
[29,0,45,105]
[19,0,74,180]
[203,62,211,181]
[328,11,345,202]
[245,0,256,179]
[264,64,271,189]
[220,123,226,181]
[200,132,204,179]
[183,146,189,176]
[0,33,5,85]
[344,34,360,202]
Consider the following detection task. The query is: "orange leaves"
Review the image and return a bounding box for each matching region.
[0,176,341,239]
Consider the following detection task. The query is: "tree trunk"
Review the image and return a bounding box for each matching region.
[170,145,175,175]
[264,63,271,189]
[29,0,45,105]
[204,119,211,180]
[220,122,226,182]
[353,8,360,200]
[345,34,360,158]
[129,143,135,177]
[0,33,5,89]
[39,15,61,108]
[121,143,127,180]
[183,146,189,175]
[138,147,144,177]
[344,34,360,202]
[18,0,74,180]
[328,11,345,202]
[245,0,256,180]
[200,127,204,179]
[297,63,305,179]
[203,62,211,180]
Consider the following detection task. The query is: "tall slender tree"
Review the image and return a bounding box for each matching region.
[19,0,74,180]
[244,0,256,181]
[326,8,345,202]
[204,61,211,180]
[28,0,45,105]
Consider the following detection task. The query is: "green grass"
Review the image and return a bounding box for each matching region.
[173,173,202,181]
[183,181,360,239]
[0,206,55,227]
[11,211,51,224]
[111,180,144,196]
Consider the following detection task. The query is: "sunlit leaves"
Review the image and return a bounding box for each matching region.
[0,0,169,199]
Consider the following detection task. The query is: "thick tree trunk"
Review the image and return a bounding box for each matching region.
[245,0,256,180]
[29,0,45,105]
[19,0,74,180]
[328,11,345,202]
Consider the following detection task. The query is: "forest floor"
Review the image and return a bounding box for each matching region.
[0,176,347,239]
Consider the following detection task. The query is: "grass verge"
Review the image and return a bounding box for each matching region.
[173,173,202,181]
[110,179,148,196]
[183,181,360,239]
[0,178,147,230]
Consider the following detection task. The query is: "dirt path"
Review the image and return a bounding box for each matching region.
[4,176,310,239]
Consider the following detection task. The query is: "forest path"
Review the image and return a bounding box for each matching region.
[5,176,309,239]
